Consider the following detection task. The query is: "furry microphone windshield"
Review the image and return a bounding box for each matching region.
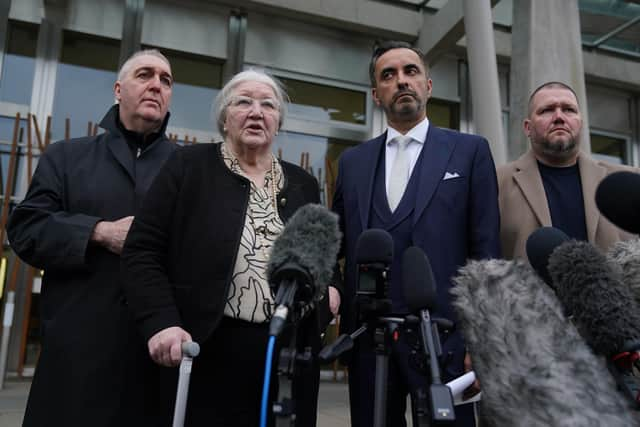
[608,238,640,309]
[267,203,341,304]
[548,240,640,357]
[452,259,638,427]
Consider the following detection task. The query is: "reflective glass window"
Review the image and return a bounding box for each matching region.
[428,98,460,130]
[145,46,223,132]
[591,133,628,165]
[274,132,355,206]
[279,77,367,125]
[51,31,120,141]
[0,20,38,105]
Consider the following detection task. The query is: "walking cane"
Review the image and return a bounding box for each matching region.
[172,341,200,427]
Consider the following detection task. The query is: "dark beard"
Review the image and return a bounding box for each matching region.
[534,137,579,163]
[386,96,425,121]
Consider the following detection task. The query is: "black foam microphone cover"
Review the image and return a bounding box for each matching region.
[548,240,640,357]
[452,259,638,426]
[268,203,341,303]
[402,246,437,312]
[595,171,640,234]
[525,226,569,287]
[355,228,393,265]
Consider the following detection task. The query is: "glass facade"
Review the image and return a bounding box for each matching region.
[0,20,37,106]
[428,98,460,130]
[274,132,355,206]
[147,46,223,132]
[591,133,628,165]
[51,30,120,141]
[279,76,367,125]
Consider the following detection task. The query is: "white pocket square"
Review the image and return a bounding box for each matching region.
[443,172,461,180]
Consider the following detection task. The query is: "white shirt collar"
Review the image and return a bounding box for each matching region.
[385,117,430,145]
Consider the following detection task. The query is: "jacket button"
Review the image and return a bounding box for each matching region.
[280,198,287,207]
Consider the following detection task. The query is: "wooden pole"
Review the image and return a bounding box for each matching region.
[64,118,70,141]
[17,120,36,377]
[27,114,32,188]
[0,113,21,247]
[30,115,45,152]
[325,155,335,209]
[17,265,34,376]
[87,121,93,137]
[44,116,51,147]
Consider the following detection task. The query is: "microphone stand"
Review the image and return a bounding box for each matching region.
[319,312,455,427]
[318,310,455,427]
[412,309,455,425]
[372,316,402,427]
[270,279,313,427]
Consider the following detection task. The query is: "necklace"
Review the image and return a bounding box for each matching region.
[249,154,281,261]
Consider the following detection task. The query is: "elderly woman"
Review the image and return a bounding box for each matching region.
[121,70,340,426]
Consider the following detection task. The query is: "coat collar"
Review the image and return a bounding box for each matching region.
[512,149,605,242]
[100,105,171,183]
[577,152,607,243]
[512,149,552,227]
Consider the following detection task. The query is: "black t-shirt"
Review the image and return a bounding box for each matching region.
[538,161,588,241]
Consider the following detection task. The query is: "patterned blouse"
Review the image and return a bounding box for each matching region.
[221,142,285,323]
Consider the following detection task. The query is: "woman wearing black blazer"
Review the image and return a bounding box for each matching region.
[121,69,340,426]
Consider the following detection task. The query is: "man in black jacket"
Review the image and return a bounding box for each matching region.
[7,49,176,427]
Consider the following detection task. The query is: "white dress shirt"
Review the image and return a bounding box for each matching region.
[384,117,430,194]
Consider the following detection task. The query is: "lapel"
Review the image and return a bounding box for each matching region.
[106,131,135,184]
[413,126,455,225]
[100,106,135,184]
[512,150,552,226]
[577,153,606,243]
[357,133,386,230]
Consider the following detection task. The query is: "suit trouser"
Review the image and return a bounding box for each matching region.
[347,327,475,427]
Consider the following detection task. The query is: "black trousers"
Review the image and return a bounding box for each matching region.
[155,316,320,427]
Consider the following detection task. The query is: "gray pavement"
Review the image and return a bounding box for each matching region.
[0,375,351,427]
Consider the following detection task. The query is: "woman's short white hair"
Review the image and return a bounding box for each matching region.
[213,69,288,137]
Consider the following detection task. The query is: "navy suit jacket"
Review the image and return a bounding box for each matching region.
[332,125,501,375]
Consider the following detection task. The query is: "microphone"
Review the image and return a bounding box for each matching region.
[608,238,640,307]
[355,229,394,319]
[548,240,640,408]
[547,241,640,357]
[318,229,393,362]
[595,171,640,234]
[402,246,455,423]
[355,228,393,297]
[525,226,569,286]
[452,259,638,425]
[402,246,436,312]
[267,203,341,336]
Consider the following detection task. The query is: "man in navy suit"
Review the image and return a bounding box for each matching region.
[332,41,501,427]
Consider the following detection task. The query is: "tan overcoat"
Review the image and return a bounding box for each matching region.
[497,149,636,260]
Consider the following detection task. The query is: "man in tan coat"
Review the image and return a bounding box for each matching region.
[498,81,635,260]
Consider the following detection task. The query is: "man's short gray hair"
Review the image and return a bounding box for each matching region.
[213,69,288,137]
[117,49,171,82]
